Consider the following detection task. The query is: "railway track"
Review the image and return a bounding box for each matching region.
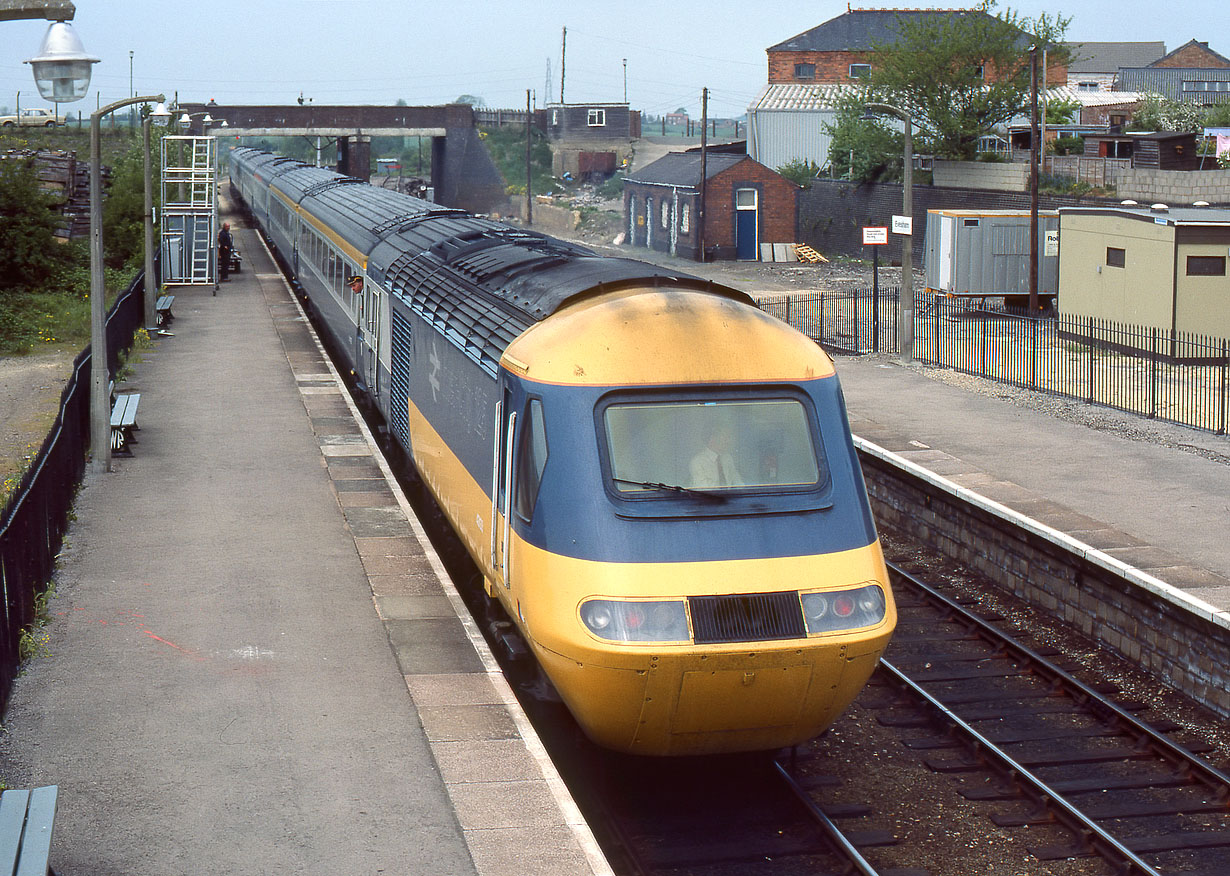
[872,561,1230,876]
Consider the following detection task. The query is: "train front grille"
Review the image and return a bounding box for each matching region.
[688,592,806,644]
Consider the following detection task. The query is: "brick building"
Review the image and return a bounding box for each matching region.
[766,8,1067,86]
[623,152,799,261]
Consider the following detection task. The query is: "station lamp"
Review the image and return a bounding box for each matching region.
[25,20,98,103]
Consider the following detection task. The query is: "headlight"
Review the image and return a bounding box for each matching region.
[800,584,886,633]
[579,599,690,643]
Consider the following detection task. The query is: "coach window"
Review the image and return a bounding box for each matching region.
[1106,247,1126,268]
[515,399,548,521]
[1187,255,1226,276]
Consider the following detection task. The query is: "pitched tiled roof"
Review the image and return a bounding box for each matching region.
[1064,42,1166,72]
[625,152,749,188]
[768,8,1011,53]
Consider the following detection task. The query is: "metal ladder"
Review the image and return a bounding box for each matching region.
[160,135,218,285]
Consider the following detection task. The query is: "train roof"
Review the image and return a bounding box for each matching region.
[235,149,750,377]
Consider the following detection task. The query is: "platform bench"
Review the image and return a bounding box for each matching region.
[155,294,175,327]
[111,392,140,456]
[0,785,58,876]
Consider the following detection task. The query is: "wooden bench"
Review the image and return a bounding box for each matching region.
[0,786,58,876]
[155,294,175,327]
[110,392,141,456]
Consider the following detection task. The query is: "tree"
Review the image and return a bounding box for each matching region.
[454,94,484,106]
[863,1,1070,160]
[1128,94,1208,133]
[0,158,73,293]
[825,92,907,182]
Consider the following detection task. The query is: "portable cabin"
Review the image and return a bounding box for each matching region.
[1057,204,1230,339]
[924,209,1060,309]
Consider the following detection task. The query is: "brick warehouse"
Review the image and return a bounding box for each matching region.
[624,151,799,261]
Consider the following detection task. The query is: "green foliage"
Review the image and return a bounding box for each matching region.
[1128,94,1210,133]
[0,158,74,293]
[1045,97,1081,125]
[776,158,823,189]
[825,93,907,182]
[1049,135,1085,155]
[479,125,555,196]
[454,94,485,106]
[863,1,1071,159]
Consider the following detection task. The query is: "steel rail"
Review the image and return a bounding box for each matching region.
[878,657,1163,876]
[772,760,883,876]
[889,562,1230,794]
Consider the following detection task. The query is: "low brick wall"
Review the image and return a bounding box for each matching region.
[856,438,1230,719]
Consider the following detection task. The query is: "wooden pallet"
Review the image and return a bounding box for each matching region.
[796,244,828,264]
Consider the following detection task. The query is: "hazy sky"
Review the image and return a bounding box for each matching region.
[2,1,1227,120]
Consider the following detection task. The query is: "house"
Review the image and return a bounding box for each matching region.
[623,152,799,261]
[541,103,637,142]
[1115,40,1230,104]
[766,7,1067,85]
[1057,204,1230,339]
[1062,42,1166,91]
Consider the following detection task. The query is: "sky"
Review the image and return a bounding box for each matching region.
[2,1,1228,121]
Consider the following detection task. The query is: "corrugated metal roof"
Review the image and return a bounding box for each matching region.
[624,152,748,187]
[1064,41,1166,73]
[1044,85,1148,107]
[768,8,1013,53]
[747,82,855,112]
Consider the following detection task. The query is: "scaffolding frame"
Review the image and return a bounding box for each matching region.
[160,135,217,287]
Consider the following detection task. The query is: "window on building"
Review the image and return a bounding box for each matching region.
[1077,81,1099,91]
[1106,247,1126,268]
[1187,255,1227,276]
[551,109,559,126]
[972,65,985,79]
[661,200,670,229]
[680,204,690,233]
[849,64,871,79]
[587,108,606,127]
[794,63,815,80]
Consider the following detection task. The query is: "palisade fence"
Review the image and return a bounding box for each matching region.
[758,288,1230,436]
[0,272,146,712]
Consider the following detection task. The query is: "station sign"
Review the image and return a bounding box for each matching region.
[862,226,889,245]
[892,215,913,235]
[1045,229,1059,257]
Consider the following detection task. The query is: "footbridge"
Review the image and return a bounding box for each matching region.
[178,102,507,214]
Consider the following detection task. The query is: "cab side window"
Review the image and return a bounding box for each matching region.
[515,399,548,521]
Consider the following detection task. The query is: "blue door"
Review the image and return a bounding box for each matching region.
[735,188,758,260]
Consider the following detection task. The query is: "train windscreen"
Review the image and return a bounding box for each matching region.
[603,397,825,494]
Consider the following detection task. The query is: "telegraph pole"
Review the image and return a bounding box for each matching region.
[698,87,708,263]
[525,89,533,226]
[559,26,566,105]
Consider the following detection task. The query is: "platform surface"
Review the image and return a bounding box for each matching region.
[0,212,610,876]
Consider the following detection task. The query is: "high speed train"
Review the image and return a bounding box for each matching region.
[228,147,896,756]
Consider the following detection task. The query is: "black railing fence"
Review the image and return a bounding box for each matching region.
[759,288,1230,436]
[0,272,145,712]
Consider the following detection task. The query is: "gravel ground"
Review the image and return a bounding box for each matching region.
[0,351,76,490]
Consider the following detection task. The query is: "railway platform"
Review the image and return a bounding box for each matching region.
[0,209,611,876]
[835,354,1230,611]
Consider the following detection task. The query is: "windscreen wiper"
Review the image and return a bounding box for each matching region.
[612,477,727,502]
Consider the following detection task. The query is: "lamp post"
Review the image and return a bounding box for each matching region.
[864,102,914,362]
[143,101,172,330]
[83,94,166,473]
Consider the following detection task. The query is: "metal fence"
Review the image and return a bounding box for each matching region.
[0,272,146,712]
[759,288,1230,435]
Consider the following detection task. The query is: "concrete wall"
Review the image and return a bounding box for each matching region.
[857,440,1230,720]
[935,159,1230,205]
[933,160,1031,192]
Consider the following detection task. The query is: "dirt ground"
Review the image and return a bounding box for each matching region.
[0,351,77,492]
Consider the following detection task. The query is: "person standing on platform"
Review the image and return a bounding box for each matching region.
[218,222,234,282]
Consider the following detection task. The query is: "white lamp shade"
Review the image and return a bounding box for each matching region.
[150,102,172,126]
[25,22,99,103]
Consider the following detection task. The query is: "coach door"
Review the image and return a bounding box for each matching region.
[357,281,381,396]
[490,387,518,590]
